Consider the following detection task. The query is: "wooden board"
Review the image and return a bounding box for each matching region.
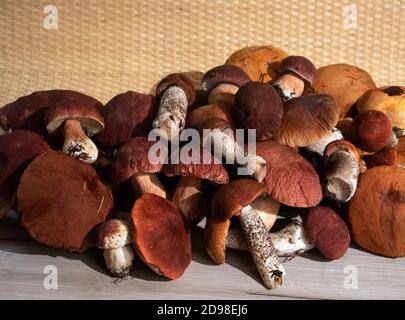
[1,212,404,300]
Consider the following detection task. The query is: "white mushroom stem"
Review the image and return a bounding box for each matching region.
[152,86,188,141]
[273,73,305,102]
[62,119,98,164]
[208,129,266,182]
[305,128,344,157]
[208,83,239,108]
[323,150,360,203]
[227,220,314,257]
[130,172,167,198]
[251,196,280,231]
[238,205,285,289]
[172,176,205,224]
[103,245,135,278]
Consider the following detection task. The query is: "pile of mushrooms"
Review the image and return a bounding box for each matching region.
[0,45,404,290]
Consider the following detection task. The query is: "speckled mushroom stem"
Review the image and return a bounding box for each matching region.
[273,73,305,102]
[62,119,99,164]
[172,176,205,224]
[130,173,167,198]
[208,83,239,108]
[238,205,285,289]
[227,220,314,257]
[305,128,344,157]
[152,86,188,141]
[323,150,360,203]
[209,129,266,182]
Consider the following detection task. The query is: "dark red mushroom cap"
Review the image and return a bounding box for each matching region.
[110,136,165,186]
[202,65,251,94]
[279,55,316,84]
[97,91,158,147]
[156,73,196,106]
[131,193,191,279]
[234,82,283,140]
[17,150,114,252]
[305,206,350,260]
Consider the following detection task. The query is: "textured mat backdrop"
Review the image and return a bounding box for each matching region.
[0,0,404,106]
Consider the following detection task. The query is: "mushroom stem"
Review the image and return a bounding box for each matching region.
[251,196,280,231]
[62,119,98,164]
[130,172,167,198]
[152,86,188,141]
[238,205,285,289]
[209,129,266,182]
[103,245,135,278]
[172,176,205,224]
[305,128,344,156]
[208,83,239,108]
[227,220,314,257]
[323,150,360,202]
[273,73,305,101]
[203,217,231,265]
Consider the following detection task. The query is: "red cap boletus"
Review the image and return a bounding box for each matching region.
[131,193,191,279]
[349,166,405,257]
[234,82,283,141]
[305,206,350,260]
[17,150,114,252]
[98,91,158,148]
[274,94,339,147]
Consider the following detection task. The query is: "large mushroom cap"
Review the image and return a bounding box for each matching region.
[310,63,376,118]
[274,94,339,147]
[131,193,191,279]
[211,179,266,221]
[186,103,234,130]
[156,73,196,106]
[256,140,322,207]
[0,90,102,134]
[17,150,114,252]
[365,147,398,168]
[357,86,405,130]
[202,65,251,94]
[349,166,405,257]
[98,91,158,147]
[305,206,350,260]
[234,82,283,141]
[110,136,165,186]
[226,45,288,83]
[279,55,316,84]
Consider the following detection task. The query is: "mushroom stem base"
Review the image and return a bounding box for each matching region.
[131,173,167,198]
[103,245,135,278]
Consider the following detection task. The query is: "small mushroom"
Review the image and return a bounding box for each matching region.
[45,98,104,163]
[273,56,316,101]
[349,166,405,257]
[0,130,50,219]
[17,150,114,252]
[97,217,134,277]
[205,179,284,289]
[163,147,229,224]
[234,82,283,141]
[365,147,397,168]
[110,137,167,198]
[323,140,362,203]
[152,73,195,141]
[274,94,339,148]
[131,194,191,279]
[226,45,288,83]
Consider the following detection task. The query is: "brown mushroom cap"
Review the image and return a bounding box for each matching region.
[279,55,316,84]
[365,147,397,168]
[256,140,322,207]
[186,103,234,130]
[351,110,393,152]
[110,136,165,186]
[0,130,50,197]
[226,45,288,83]
[202,65,251,94]
[131,193,191,279]
[97,91,158,147]
[234,82,283,141]
[324,140,361,163]
[156,73,196,106]
[305,206,350,260]
[17,150,113,252]
[349,166,405,257]
[211,179,266,221]
[45,98,105,135]
[357,86,405,130]
[0,90,102,134]
[310,63,376,118]
[274,94,339,147]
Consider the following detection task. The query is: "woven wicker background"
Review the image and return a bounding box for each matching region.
[0,0,404,106]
